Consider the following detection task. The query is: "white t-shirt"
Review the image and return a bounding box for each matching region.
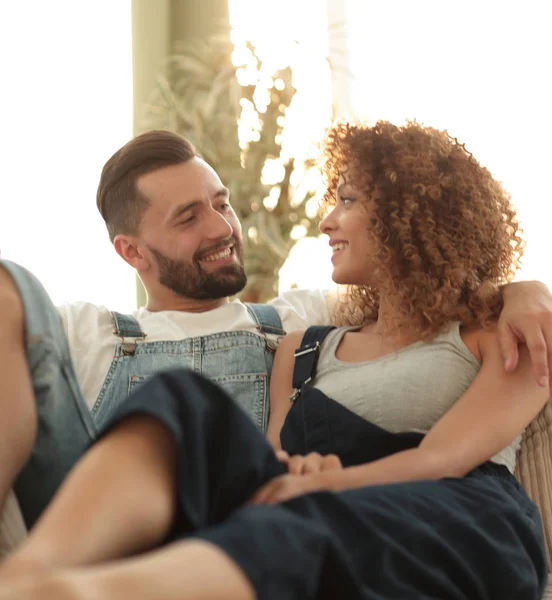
[57,289,332,411]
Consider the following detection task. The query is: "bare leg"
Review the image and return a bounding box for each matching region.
[0,266,37,511]
[0,415,178,578]
[78,540,255,600]
[0,540,255,600]
[1,367,284,598]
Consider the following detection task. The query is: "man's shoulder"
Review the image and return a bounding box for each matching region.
[57,301,112,319]
[57,301,114,334]
[268,288,333,330]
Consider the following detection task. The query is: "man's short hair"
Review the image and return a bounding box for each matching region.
[96,130,196,242]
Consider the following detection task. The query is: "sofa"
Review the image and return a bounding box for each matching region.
[515,399,552,597]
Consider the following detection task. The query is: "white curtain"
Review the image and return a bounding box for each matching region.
[0,1,135,309]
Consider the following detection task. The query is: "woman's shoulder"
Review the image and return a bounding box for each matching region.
[459,321,499,363]
[278,329,307,355]
[280,325,351,347]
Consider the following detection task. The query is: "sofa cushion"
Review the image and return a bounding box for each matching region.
[515,398,552,570]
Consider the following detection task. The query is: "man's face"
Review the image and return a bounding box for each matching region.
[136,158,247,300]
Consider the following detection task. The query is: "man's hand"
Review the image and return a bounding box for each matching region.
[275,451,342,475]
[250,474,324,505]
[499,281,552,394]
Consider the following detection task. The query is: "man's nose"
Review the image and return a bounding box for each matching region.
[206,209,233,239]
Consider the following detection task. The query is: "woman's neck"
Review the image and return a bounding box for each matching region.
[362,296,419,345]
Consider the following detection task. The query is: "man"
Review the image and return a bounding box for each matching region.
[1,130,552,532]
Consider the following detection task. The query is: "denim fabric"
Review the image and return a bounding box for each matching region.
[0,260,95,528]
[0,259,283,527]
[92,305,283,433]
[101,367,548,600]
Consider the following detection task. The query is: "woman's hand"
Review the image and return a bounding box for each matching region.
[250,474,324,505]
[275,451,342,475]
[252,453,342,505]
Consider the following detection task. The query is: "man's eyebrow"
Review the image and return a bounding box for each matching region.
[215,187,230,199]
[168,188,230,223]
[168,200,203,223]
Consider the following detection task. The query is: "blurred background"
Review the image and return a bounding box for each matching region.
[0,0,550,311]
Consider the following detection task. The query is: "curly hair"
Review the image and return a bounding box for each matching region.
[322,120,524,339]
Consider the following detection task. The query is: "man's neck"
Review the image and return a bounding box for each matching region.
[145,295,230,313]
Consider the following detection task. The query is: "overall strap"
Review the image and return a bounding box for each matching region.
[290,325,335,402]
[111,312,147,356]
[245,303,286,353]
[245,303,285,336]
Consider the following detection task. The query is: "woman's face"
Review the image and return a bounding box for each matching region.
[319,174,377,286]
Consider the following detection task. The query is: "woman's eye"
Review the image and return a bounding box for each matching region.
[340,196,355,206]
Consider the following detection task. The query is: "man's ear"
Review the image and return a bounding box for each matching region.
[113,234,151,271]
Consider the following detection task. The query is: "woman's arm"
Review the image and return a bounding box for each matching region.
[266,330,305,450]
[253,327,550,504]
[265,331,344,475]
[325,328,549,490]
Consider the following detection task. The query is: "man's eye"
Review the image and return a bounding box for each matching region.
[179,216,196,225]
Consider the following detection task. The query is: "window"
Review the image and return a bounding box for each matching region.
[346,0,552,286]
[0,1,135,309]
[230,0,552,291]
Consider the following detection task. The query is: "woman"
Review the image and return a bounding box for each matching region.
[0,121,548,599]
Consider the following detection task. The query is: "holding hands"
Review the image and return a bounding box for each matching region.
[275,450,342,475]
[251,451,342,505]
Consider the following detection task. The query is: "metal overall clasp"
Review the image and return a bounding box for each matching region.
[288,341,319,403]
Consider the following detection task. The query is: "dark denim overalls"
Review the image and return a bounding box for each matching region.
[100,326,549,599]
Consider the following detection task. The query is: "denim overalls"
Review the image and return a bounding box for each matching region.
[2,256,285,528]
[91,304,284,433]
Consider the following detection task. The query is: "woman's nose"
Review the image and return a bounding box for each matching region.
[319,207,336,234]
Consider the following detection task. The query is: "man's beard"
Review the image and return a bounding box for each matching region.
[148,239,247,300]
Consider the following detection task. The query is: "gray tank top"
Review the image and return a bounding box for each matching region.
[312,322,520,473]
